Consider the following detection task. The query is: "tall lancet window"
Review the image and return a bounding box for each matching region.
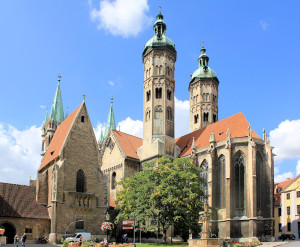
[234,152,245,216]
[111,172,116,190]
[219,155,226,209]
[256,152,263,215]
[76,169,85,193]
[200,160,208,201]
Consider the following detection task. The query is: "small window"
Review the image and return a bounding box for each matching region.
[287,222,291,232]
[297,191,300,198]
[76,220,84,230]
[194,114,199,124]
[287,206,290,215]
[167,90,172,100]
[111,172,116,190]
[276,188,280,193]
[25,228,32,234]
[76,169,85,193]
[81,116,85,123]
[278,223,282,232]
[146,90,151,102]
[287,193,290,200]
[155,88,162,99]
[278,207,281,217]
[203,112,209,122]
[213,114,217,123]
[297,205,300,215]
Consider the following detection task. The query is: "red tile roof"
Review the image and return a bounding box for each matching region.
[0,182,49,219]
[274,178,294,206]
[113,130,143,160]
[39,104,82,172]
[175,112,260,157]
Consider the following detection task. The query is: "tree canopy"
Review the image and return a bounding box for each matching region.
[115,157,206,241]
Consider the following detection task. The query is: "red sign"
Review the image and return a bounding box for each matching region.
[123,227,133,230]
[122,220,134,225]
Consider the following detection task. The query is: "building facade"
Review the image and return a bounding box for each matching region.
[279,175,300,239]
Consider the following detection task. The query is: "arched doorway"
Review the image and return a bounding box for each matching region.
[1,222,16,244]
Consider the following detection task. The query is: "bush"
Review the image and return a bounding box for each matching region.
[61,238,70,247]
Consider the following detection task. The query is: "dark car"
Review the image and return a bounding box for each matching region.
[278,233,296,241]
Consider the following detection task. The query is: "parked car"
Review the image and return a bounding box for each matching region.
[66,232,91,242]
[278,233,296,241]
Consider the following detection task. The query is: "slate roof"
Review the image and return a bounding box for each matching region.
[0,182,49,219]
[39,103,82,172]
[274,178,294,206]
[113,130,143,160]
[175,112,261,157]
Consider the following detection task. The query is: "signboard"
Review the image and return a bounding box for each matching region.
[123,227,133,230]
[122,220,134,225]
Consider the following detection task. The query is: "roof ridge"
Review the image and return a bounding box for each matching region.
[113,129,143,140]
[0,182,33,187]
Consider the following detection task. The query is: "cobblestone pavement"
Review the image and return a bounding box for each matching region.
[259,240,300,247]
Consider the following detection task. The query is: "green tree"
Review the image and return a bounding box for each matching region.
[115,157,206,242]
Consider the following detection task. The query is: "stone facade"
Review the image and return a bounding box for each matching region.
[37,102,108,243]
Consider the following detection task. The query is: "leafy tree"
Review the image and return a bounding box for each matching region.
[115,157,206,242]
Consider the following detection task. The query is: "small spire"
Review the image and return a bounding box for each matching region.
[44,108,49,124]
[50,74,64,123]
[209,130,216,143]
[104,97,116,139]
[83,94,86,102]
[157,6,163,20]
[198,41,209,68]
[98,127,104,144]
[191,137,196,149]
[65,107,69,119]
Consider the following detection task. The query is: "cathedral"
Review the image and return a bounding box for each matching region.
[0,10,274,244]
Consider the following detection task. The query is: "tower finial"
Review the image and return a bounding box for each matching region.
[58,73,61,83]
[111,96,113,104]
[83,94,86,102]
[156,5,163,20]
[202,40,204,48]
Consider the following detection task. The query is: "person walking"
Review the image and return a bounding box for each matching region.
[21,233,27,247]
[78,236,83,246]
[14,233,19,247]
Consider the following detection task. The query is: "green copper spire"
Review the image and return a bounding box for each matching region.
[65,107,69,119]
[190,42,218,83]
[98,127,104,145]
[44,108,49,125]
[50,73,65,124]
[104,96,116,139]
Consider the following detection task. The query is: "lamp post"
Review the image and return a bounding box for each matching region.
[105,210,110,243]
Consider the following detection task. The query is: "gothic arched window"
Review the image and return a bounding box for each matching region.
[76,169,85,193]
[234,152,245,216]
[219,155,226,209]
[256,152,263,214]
[200,160,208,201]
[111,172,116,190]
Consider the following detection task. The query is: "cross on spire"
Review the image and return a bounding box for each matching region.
[58,73,61,83]
[202,40,204,47]
[111,96,113,104]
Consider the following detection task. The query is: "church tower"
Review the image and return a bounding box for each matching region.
[138,9,179,162]
[41,74,65,160]
[189,43,219,132]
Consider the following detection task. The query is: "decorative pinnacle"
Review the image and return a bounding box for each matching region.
[156,5,163,20]
[202,40,204,47]
[58,73,61,83]
[111,96,113,104]
[83,94,86,101]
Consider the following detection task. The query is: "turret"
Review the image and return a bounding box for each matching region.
[189,43,219,131]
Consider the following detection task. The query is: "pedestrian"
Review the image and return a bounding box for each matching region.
[21,233,27,247]
[79,236,83,246]
[14,233,19,247]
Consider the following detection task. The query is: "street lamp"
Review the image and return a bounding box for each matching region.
[106,210,110,243]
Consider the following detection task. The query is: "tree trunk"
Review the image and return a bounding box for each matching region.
[163,229,167,242]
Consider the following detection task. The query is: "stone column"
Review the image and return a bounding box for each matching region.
[225,129,231,238]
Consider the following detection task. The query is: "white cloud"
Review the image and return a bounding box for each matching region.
[108,81,114,86]
[275,172,294,183]
[40,105,46,109]
[118,117,143,138]
[0,123,41,185]
[269,119,300,163]
[175,97,190,138]
[90,0,152,37]
[274,166,279,175]
[297,160,300,176]
[259,20,269,31]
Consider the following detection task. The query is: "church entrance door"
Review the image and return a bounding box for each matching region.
[1,222,16,244]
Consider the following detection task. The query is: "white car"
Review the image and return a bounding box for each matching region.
[66,232,91,242]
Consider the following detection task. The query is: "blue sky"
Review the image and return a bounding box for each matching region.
[1,0,300,185]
